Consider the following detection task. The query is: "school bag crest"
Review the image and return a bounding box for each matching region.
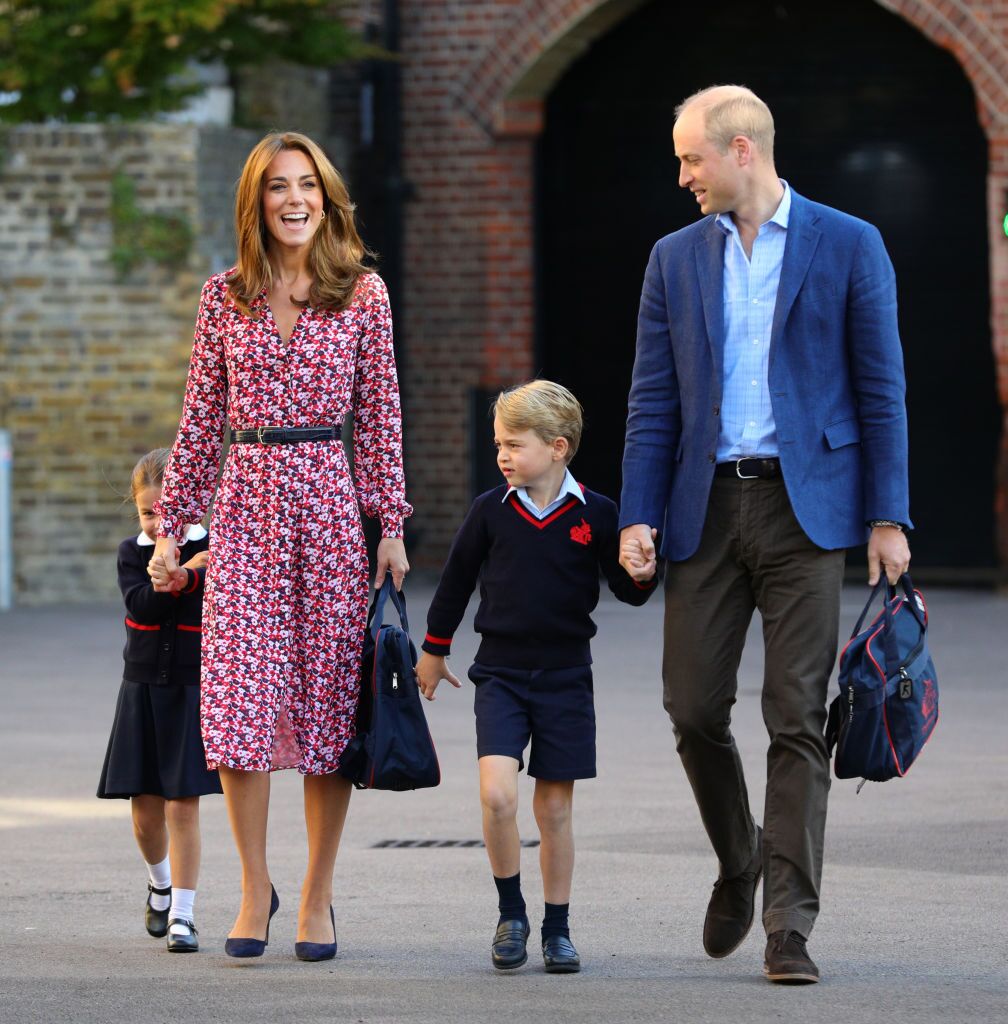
[338,578,441,791]
[825,573,939,784]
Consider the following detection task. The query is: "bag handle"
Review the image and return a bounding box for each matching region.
[850,572,926,681]
[367,576,410,640]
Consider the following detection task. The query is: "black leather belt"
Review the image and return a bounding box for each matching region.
[230,426,342,445]
[714,457,782,479]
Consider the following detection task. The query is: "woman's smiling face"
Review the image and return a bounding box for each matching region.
[260,148,324,251]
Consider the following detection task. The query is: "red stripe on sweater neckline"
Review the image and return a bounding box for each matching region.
[507,494,581,529]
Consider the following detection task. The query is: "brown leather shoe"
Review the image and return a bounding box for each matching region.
[763,930,820,984]
[702,825,762,958]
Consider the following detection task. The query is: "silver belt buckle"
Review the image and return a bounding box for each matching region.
[735,458,759,480]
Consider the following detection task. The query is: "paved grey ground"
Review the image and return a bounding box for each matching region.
[1,581,1006,1023]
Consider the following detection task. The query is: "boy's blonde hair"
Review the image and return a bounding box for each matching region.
[491,380,583,464]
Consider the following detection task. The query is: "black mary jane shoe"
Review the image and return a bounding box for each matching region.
[491,918,530,971]
[145,883,172,938]
[166,918,199,953]
[542,934,581,974]
[295,905,337,962]
[224,885,279,959]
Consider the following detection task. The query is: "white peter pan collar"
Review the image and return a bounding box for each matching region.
[138,524,208,547]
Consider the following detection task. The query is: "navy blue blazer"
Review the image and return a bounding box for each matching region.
[620,189,911,561]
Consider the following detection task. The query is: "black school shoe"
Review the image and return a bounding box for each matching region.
[491,918,530,970]
[145,884,172,938]
[763,930,820,984]
[703,826,762,958]
[166,918,199,953]
[542,934,580,973]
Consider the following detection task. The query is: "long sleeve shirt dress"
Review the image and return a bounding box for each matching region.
[155,270,412,775]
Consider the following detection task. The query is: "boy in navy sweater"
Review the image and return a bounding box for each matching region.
[417,380,658,973]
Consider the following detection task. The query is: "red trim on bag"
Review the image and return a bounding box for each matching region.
[864,595,916,778]
[508,494,580,528]
[125,618,159,631]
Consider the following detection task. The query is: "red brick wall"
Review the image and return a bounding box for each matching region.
[397,0,1008,568]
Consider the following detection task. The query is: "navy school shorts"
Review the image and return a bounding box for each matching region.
[468,662,596,780]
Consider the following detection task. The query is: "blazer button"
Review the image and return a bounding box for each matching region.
[162,642,171,652]
[713,404,720,416]
[708,453,716,463]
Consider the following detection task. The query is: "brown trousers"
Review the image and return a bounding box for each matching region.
[662,475,846,938]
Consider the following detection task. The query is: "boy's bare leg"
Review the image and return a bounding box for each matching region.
[533,778,581,970]
[532,779,575,903]
[479,755,521,875]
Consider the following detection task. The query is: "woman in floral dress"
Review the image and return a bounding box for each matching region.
[151,131,411,959]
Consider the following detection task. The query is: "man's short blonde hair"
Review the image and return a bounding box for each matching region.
[491,379,583,464]
[675,85,775,160]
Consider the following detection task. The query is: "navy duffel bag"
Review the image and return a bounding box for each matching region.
[826,573,939,784]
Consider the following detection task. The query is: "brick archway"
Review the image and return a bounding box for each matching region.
[400,0,1007,569]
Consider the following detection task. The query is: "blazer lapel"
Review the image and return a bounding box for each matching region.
[769,191,822,368]
[695,219,725,390]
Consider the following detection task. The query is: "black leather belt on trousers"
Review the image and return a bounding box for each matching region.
[714,457,782,479]
[230,426,342,445]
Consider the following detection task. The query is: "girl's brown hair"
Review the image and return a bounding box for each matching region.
[129,448,170,503]
[226,131,371,317]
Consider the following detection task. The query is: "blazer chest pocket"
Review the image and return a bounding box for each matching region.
[824,418,861,450]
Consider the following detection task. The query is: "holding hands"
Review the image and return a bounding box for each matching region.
[619,524,659,583]
[148,536,209,592]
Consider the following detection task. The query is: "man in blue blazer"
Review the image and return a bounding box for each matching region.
[619,86,911,984]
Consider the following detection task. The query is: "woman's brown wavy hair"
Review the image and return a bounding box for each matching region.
[227,131,371,317]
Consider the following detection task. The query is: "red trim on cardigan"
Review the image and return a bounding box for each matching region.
[125,618,160,631]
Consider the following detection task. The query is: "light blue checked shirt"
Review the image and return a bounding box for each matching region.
[503,467,585,519]
[714,182,791,461]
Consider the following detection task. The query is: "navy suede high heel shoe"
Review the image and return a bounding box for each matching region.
[224,885,279,958]
[294,906,337,962]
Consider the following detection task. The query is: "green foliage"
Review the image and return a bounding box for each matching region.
[109,170,193,278]
[0,1,361,122]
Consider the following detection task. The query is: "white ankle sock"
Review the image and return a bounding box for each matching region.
[169,888,196,932]
[146,857,171,911]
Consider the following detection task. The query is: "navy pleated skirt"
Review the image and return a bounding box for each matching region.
[97,679,222,800]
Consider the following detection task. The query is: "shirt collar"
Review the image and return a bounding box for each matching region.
[502,468,586,509]
[715,179,791,236]
[138,523,207,547]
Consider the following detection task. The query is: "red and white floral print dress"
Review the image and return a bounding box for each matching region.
[156,271,411,775]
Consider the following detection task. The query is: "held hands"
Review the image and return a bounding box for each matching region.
[149,536,179,592]
[375,537,409,591]
[619,524,658,583]
[416,652,461,701]
[148,537,209,593]
[867,525,911,586]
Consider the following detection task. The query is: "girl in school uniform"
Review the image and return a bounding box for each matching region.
[97,448,222,952]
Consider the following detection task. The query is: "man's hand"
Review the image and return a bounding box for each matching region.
[416,652,461,701]
[867,526,910,585]
[375,537,409,591]
[620,524,658,582]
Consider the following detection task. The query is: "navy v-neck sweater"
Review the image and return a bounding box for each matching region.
[422,484,657,669]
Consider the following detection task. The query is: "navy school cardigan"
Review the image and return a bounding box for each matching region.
[118,533,209,686]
